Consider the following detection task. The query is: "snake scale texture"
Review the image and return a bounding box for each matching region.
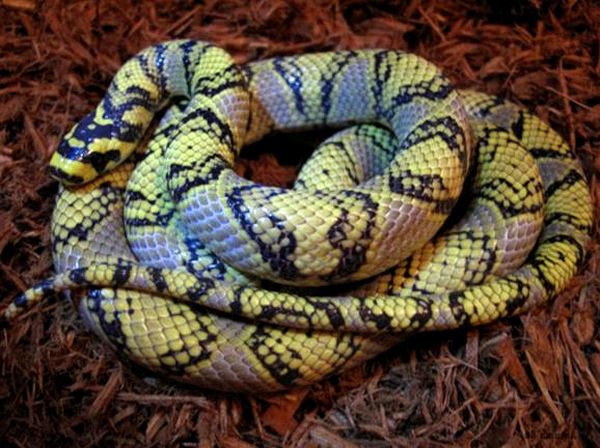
[3,40,593,393]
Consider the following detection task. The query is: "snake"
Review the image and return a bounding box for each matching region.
[2,40,592,393]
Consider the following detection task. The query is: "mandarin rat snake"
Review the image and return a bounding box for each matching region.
[2,40,592,392]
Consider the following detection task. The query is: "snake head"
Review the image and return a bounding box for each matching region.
[49,105,136,186]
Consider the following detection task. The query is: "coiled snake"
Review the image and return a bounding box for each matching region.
[3,40,592,392]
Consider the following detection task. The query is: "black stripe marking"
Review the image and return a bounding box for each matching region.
[372,51,393,117]
[69,268,89,285]
[545,212,591,232]
[326,141,361,184]
[400,116,467,157]
[113,265,132,287]
[168,154,227,203]
[408,298,435,329]
[533,234,586,267]
[272,57,306,117]
[174,106,237,151]
[503,278,530,317]
[192,64,246,99]
[544,169,585,198]
[322,191,377,282]
[358,303,392,330]
[388,74,454,111]
[147,267,169,293]
[320,51,357,118]
[249,326,302,386]
[187,277,216,302]
[87,289,127,344]
[448,290,469,326]
[226,185,300,281]
[477,178,544,218]
[511,111,525,139]
[180,40,212,92]
[529,147,573,160]
[388,170,450,209]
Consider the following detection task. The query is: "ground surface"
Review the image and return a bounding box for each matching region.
[1,0,600,446]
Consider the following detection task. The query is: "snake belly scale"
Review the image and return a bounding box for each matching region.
[2,40,592,392]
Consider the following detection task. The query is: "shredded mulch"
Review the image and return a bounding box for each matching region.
[1,0,600,446]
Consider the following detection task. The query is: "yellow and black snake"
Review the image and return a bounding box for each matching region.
[2,40,592,392]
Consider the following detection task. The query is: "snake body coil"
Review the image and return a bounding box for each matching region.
[3,41,592,392]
